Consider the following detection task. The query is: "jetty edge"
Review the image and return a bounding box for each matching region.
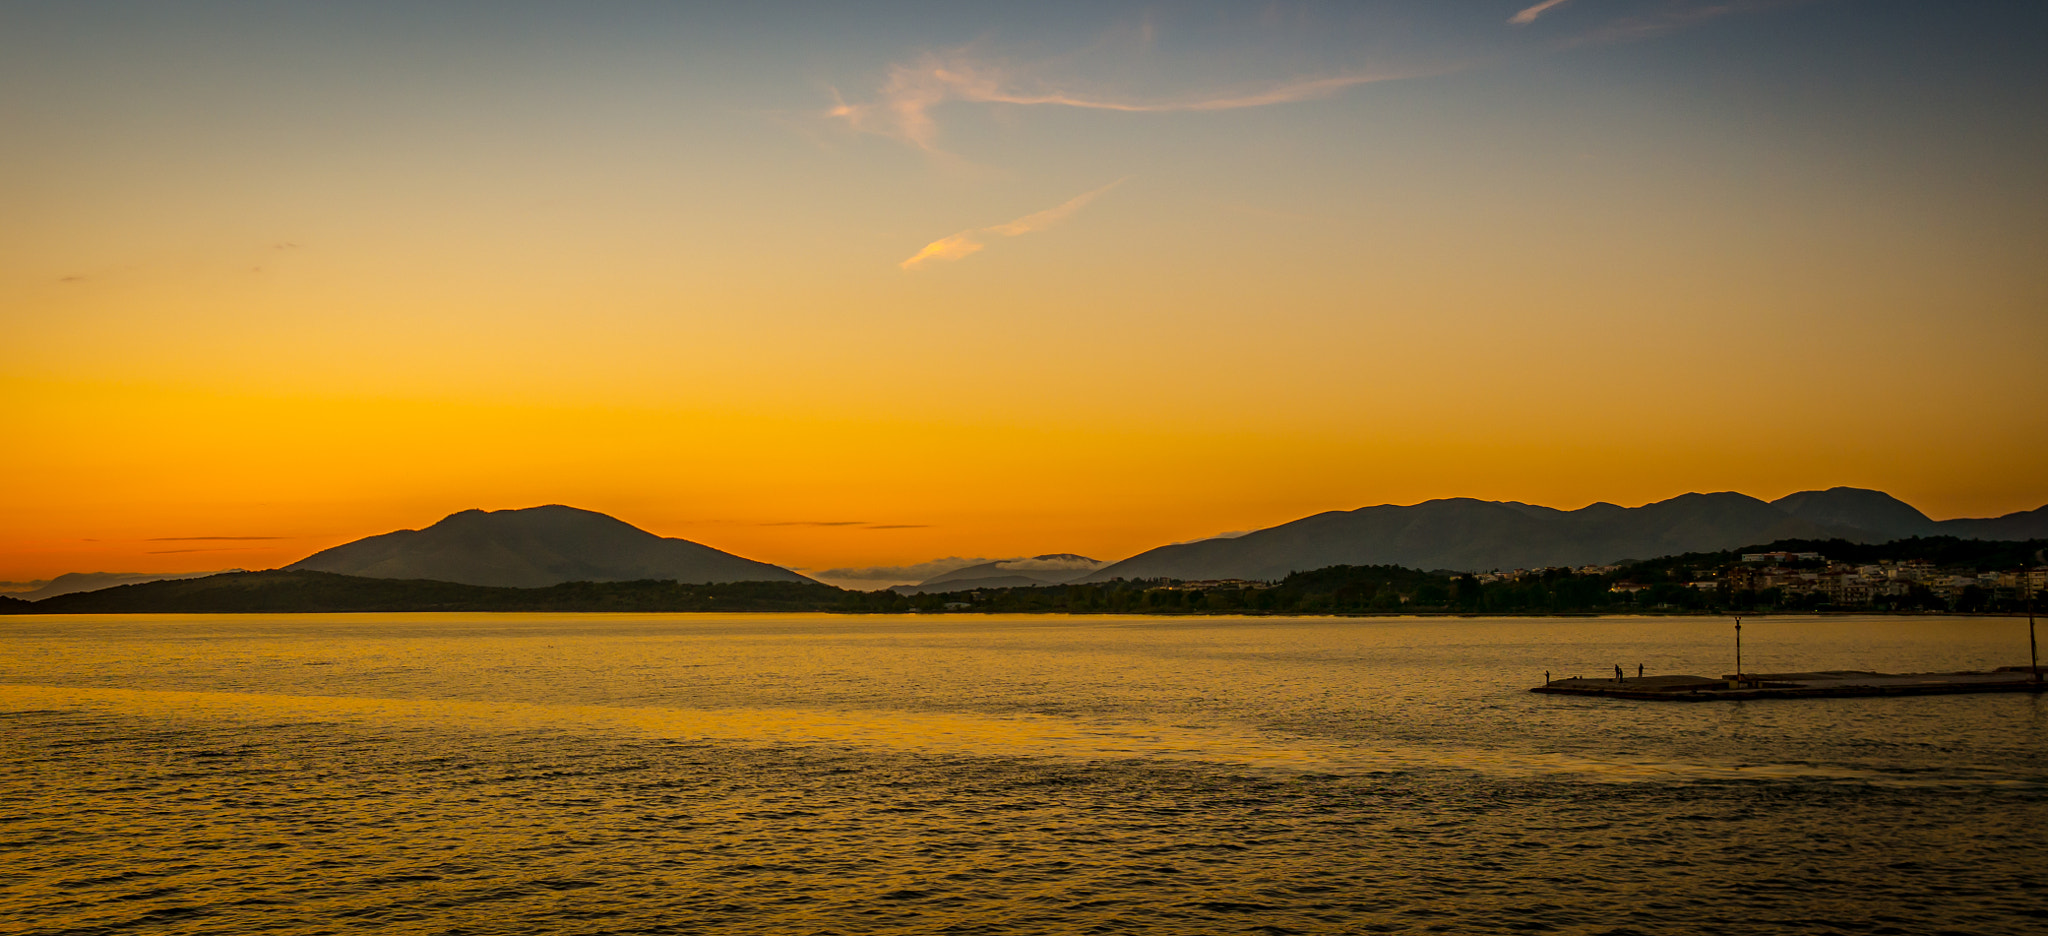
[1532,667,2045,701]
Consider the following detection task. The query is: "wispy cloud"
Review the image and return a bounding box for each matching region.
[1562,0,1807,47]
[762,521,931,530]
[1510,0,1575,25]
[899,232,985,270]
[831,50,1422,154]
[902,178,1125,270]
[147,536,290,541]
[831,6,1796,156]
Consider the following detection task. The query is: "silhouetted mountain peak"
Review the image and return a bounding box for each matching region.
[287,506,808,588]
[1769,487,1938,539]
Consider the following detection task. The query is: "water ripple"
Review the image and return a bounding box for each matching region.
[2,614,2044,934]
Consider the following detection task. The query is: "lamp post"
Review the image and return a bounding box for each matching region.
[1735,616,1743,684]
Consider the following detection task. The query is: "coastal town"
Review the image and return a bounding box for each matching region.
[894,538,2048,615]
[1481,547,2047,612]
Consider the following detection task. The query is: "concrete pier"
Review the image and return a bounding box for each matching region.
[1533,667,2046,701]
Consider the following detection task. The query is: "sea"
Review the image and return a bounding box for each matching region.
[2,613,2042,935]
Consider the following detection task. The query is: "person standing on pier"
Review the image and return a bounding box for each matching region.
[1615,664,1624,683]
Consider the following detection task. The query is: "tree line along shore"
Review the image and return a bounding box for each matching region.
[4,536,2042,616]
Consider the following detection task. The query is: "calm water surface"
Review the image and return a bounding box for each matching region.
[2,613,2042,934]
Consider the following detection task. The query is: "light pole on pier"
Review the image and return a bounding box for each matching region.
[1734,616,1743,682]
[2030,594,2039,684]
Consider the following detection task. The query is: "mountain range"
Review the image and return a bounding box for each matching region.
[14,488,2048,603]
[1077,487,2048,583]
[286,505,810,588]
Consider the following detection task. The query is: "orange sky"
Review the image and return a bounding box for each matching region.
[4,2,2044,583]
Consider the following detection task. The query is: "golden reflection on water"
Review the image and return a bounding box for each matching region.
[2,682,1335,764]
[1,682,2022,788]
[4,615,2046,935]
[1,612,2042,790]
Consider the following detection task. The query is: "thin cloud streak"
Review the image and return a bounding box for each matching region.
[902,178,1126,271]
[1560,0,1810,48]
[1511,0,1574,25]
[760,520,932,530]
[986,180,1124,236]
[899,232,983,270]
[831,51,1426,154]
[147,536,290,541]
[833,7,1792,155]
[939,71,1397,115]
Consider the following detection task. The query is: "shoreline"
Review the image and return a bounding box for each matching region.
[2,608,2039,619]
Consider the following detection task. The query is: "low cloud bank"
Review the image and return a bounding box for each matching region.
[15,570,237,601]
[808,557,995,590]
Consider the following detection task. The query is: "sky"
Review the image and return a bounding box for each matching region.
[3,0,2046,585]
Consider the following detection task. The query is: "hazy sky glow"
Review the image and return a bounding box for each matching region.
[4,1,2045,581]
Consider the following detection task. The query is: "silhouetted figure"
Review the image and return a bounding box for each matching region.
[1615,663,1624,683]
[1638,663,1644,678]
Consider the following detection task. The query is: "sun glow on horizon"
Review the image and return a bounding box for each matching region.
[3,2,2044,581]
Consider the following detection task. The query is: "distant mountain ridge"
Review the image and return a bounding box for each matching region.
[1079,487,2048,583]
[13,570,239,601]
[287,505,810,588]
